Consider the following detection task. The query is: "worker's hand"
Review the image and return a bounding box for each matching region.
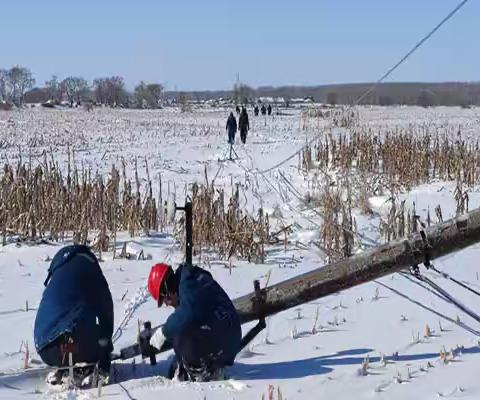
[149,328,166,351]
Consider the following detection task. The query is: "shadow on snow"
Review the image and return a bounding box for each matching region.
[230,346,480,380]
[4,347,480,392]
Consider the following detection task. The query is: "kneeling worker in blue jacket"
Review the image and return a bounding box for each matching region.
[34,245,114,385]
[147,263,241,381]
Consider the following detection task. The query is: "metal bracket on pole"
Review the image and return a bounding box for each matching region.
[408,230,433,275]
[253,280,267,323]
[238,280,267,353]
[419,230,432,269]
[140,321,157,365]
[175,200,193,266]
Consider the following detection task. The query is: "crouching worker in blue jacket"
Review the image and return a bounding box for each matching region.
[146,263,241,382]
[34,245,114,386]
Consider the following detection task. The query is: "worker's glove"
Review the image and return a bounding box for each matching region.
[150,328,167,351]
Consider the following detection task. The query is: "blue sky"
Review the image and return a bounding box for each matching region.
[1,0,477,90]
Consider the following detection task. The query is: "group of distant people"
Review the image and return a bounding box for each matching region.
[254,104,272,116]
[226,107,249,145]
[226,103,272,145]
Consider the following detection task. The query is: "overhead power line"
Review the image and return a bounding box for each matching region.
[354,0,470,106]
[256,0,470,175]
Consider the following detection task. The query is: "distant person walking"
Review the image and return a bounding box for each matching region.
[254,105,259,116]
[267,104,272,116]
[261,104,266,116]
[226,112,237,144]
[235,105,241,115]
[238,107,250,144]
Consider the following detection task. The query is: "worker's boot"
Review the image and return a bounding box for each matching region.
[168,358,189,382]
[46,369,68,386]
[184,359,225,382]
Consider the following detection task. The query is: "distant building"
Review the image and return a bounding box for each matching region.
[258,96,286,105]
[290,97,314,105]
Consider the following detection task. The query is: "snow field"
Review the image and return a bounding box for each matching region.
[1,105,480,399]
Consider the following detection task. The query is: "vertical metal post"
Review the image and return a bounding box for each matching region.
[143,321,157,365]
[237,280,267,353]
[97,377,103,397]
[185,202,193,266]
[68,352,74,386]
[92,364,99,388]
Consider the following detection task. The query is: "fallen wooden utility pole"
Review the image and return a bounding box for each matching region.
[116,207,480,361]
[234,209,480,323]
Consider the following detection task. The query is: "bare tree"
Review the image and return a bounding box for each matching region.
[178,92,190,112]
[7,66,35,106]
[60,77,89,105]
[232,83,252,105]
[134,81,163,108]
[93,78,107,105]
[0,69,8,102]
[93,76,126,107]
[147,83,163,107]
[108,76,126,106]
[134,81,148,108]
[45,75,61,103]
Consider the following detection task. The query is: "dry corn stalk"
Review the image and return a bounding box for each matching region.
[176,180,271,261]
[302,129,480,190]
[0,153,158,248]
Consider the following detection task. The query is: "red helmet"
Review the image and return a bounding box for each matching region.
[148,263,172,306]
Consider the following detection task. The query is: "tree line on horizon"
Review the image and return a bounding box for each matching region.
[171,81,480,108]
[1,65,479,109]
[0,65,164,109]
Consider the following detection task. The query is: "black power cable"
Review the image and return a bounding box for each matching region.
[257,0,470,175]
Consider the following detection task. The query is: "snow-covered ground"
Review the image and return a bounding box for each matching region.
[1,105,480,399]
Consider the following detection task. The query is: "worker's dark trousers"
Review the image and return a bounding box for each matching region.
[228,130,236,144]
[173,328,224,381]
[38,312,111,372]
[240,129,248,144]
[172,323,239,381]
